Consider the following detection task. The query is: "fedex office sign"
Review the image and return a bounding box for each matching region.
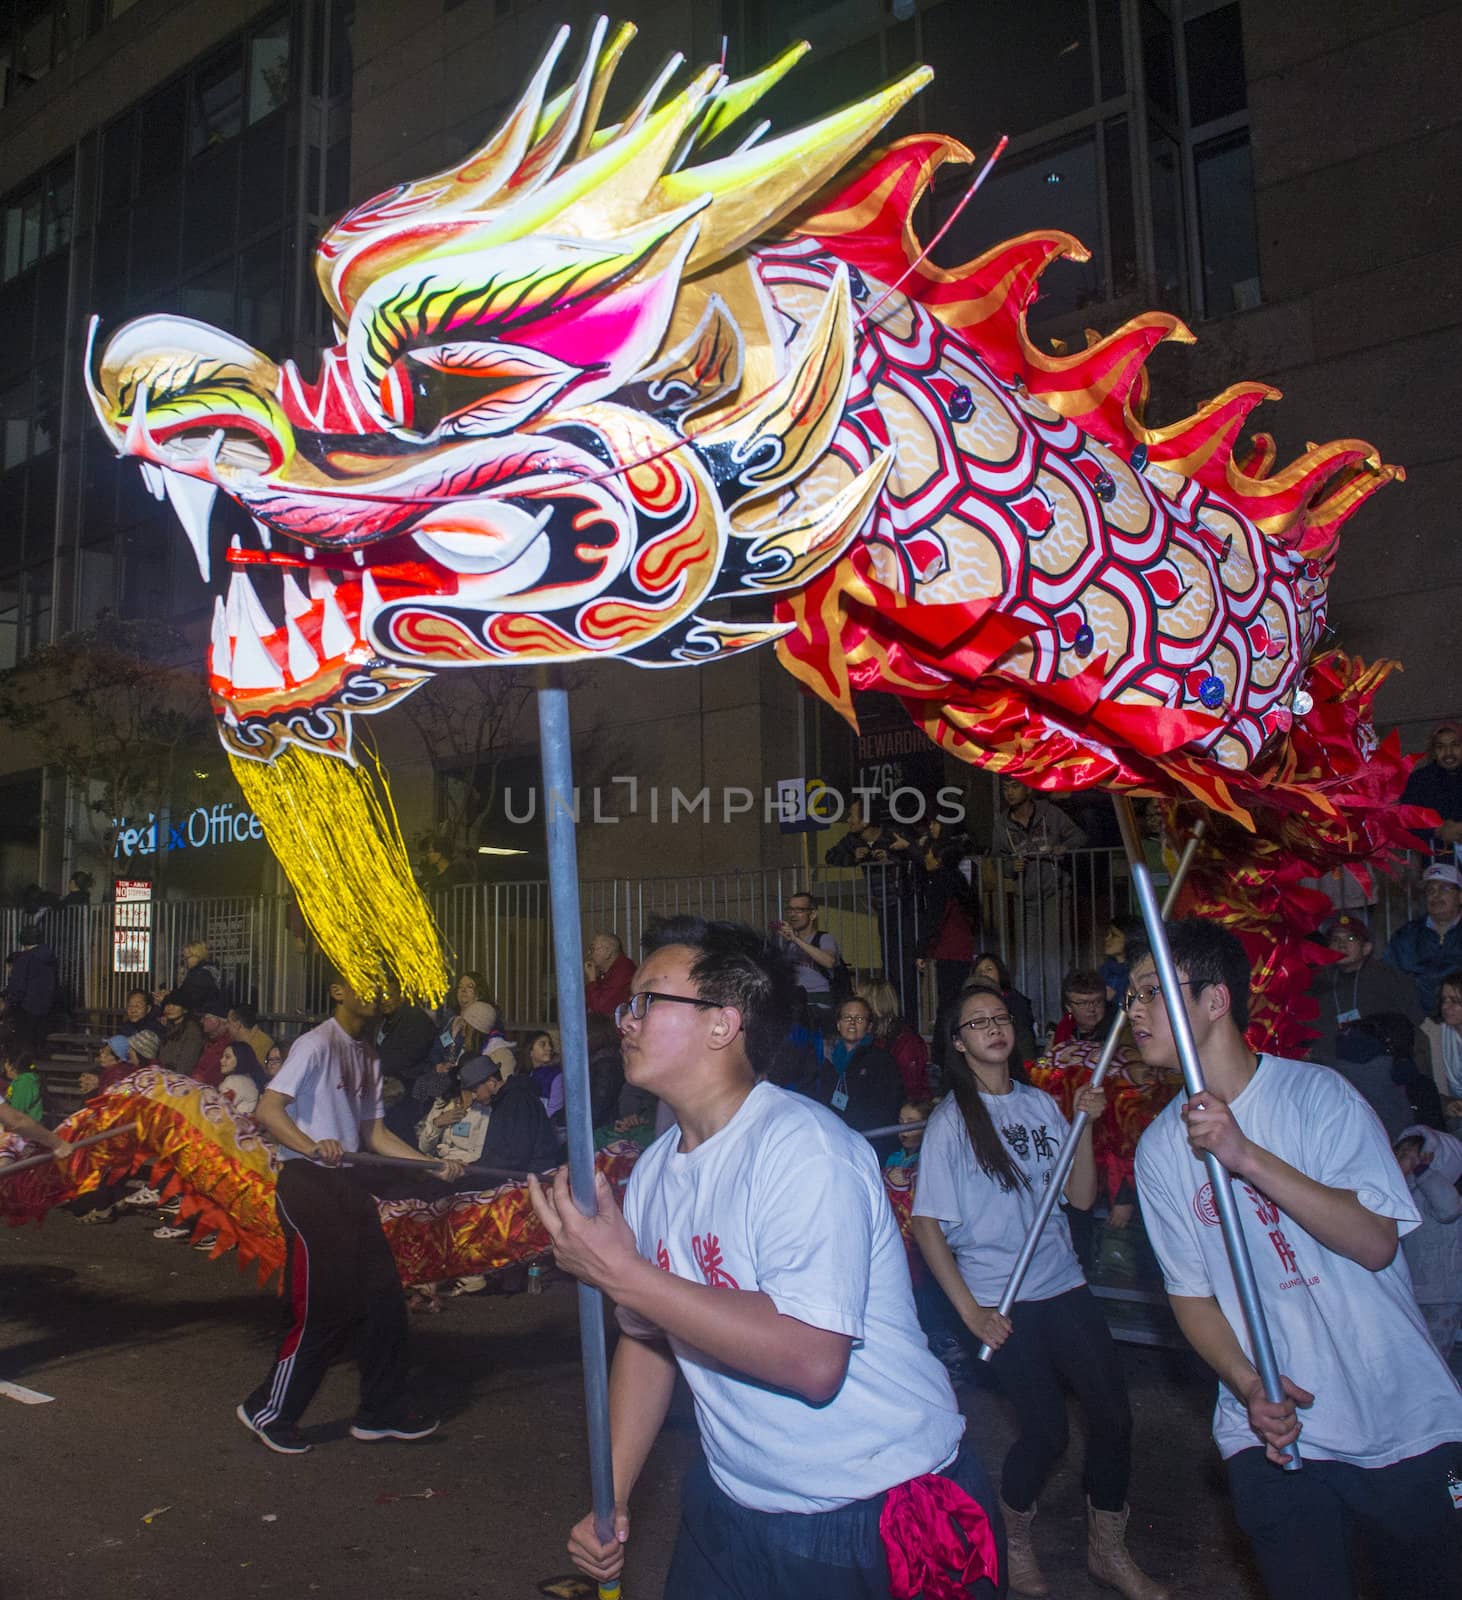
[113,803,264,859]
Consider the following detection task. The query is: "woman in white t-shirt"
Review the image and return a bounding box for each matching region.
[911,986,1168,1600]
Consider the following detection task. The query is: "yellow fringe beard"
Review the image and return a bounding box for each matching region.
[229,745,450,1006]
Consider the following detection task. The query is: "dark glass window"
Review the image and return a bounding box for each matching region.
[43,162,73,253]
[127,174,181,304]
[248,14,290,124]
[1195,129,1259,315]
[100,114,136,214]
[0,274,35,371]
[138,79,188,183]
[191,46,244,156]
[1186,4,1246,127]
[23,451,56,563]
[180,143,239,266]
[238,232,283,348]
[1096,0,1125,100]
[241,114,288,227]
[1104,118,1137,295]
[0,379,29,470]
[1148,129,1185,304]
[1140,1,1177,123]
[179,257,236,328]
[925,0,1097,145]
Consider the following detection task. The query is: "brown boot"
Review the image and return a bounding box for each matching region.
[1086,1500,1171,1600]
[998,1497,1050,1597]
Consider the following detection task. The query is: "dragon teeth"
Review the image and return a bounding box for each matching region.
[319,584,354,657]
[280,570,311,620]
[225,569,275,640]
[139,462,167,501]
[162,469,218,581]
[358,570,384,642]
[209,596,231,679]
[285,615,320,680]
[230,617,284,690]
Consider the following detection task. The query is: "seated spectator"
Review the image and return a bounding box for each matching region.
[816,996,904,1150]
[3,1055,44,1121]
[859,977,930,1100]
[227,1002,275,1065]
[439,970,487,1045]
[262,1041,285,1078]
[193,1006,232,1089]
[1385,863,1462,1016]
[156,940,224,1016]
[1307,911,1426,1070]
[1050,967,1116,1047]
[969,952,1038,1064]
[156,1002,204,1076]
[127,1027,160,1067]
[421,1056,558,1176]
[119,988,156,1036]
[1400,720,1462,858]
[78,1035,134,1099]
[218,1041,267,1115]
[1421,969,1462,1134]
[584,932,635,1018]
[1394,1132,1462,1360]
[526,1030,564,1127]
[884,1098,932,1188]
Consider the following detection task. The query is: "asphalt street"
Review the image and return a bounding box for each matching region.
[0,1203,1309,1600]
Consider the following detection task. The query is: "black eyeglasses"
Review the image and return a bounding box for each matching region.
[959,1013,1013,1033]
[1123,979,1204,1012]
[614,991,715,1028]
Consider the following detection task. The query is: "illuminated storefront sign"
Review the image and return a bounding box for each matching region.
[112,802,265,859]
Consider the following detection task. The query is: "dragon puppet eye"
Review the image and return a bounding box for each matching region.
[377,341,581,437]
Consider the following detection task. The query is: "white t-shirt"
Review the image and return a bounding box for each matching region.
[1136,1053,1462,1466]
[913,1084,1086,1304]
[619,1080,964,1514]
[269,1017,384,1162]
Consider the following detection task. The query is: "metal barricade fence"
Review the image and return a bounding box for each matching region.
[0,853,1427,1040]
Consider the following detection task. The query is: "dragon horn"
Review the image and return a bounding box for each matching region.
[692,264,855,506]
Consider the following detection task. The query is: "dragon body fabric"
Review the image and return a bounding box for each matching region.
[0,1070,640,1286]
[82,22,1422,1042]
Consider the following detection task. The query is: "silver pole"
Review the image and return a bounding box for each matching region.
[536,668,623,1558]
[1110,797,1299,1469]
[977,819,1205,1359]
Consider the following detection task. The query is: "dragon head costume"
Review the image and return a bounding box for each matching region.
[83,21,1421,1041]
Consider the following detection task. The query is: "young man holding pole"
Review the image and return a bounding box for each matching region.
[529,916,1002,1599]
[237,971,461,1455]
[1130,918,1462,1597]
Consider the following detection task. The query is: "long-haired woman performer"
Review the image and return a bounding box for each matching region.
[911,985,1168,1600]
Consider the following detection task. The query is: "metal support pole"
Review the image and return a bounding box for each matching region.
[977,820,1205,1360]
[1111,796,1299,1469]
[0,1124,140,1179]
[537,668,624,1589]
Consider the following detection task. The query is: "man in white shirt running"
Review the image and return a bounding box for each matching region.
[529,916,1002,1600]
[237,970,462,1456]
[1129,917,1462,1598]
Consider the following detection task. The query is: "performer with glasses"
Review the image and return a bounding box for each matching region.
[532,918,1003,1600]
[912,986,1169,1600]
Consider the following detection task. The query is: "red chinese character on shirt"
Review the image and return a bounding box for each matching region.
[655,1239,671,1273]
[1242,1183,1281,1228]
[1268,1229,1299,1275]
[691,1233,740,1289]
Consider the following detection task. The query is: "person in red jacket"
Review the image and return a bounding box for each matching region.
[584,932,636,1017]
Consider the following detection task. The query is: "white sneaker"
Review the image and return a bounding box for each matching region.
[152,1224,189,1240]
[192,1235,218,1252]
[122,1186,162,1208]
